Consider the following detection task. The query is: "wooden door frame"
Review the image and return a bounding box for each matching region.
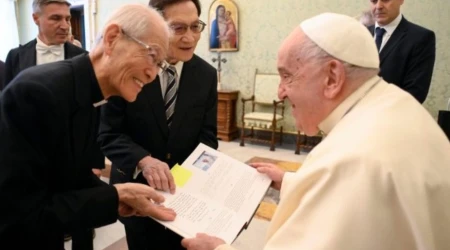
[68,0,97,51]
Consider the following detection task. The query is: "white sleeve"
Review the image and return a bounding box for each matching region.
[265,158,412,250]
[215,244,237,250]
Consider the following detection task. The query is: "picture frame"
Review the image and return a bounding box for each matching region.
[208,0,239,52]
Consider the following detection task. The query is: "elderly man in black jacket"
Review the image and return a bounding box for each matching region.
[0,4,176,250]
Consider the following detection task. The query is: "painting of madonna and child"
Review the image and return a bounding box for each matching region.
[209,0,239,52]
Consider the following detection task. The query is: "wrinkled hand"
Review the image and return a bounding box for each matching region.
[114,183,176,220]
[139,156,176,194]
[250,162,285,190]
[92,169,102,178]
[118,202,135,217]
[181,233,226,250]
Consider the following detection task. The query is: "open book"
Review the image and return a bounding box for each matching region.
[152,143,272,244]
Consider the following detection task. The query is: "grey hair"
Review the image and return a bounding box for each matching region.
[32,0,71,14]
[296,36,379,82]
[99,3,169,42]
[359,10,375,27]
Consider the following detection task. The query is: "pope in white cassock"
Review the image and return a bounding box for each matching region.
[181,12,450,250]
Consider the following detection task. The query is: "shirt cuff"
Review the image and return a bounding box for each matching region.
[133,166,142,179]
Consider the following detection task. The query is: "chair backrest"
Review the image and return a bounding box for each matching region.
[253,69,280,104]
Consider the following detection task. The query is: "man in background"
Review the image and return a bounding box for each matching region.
[368,0,435,103]
[2,0,99,247]
[98,0,218,249]
[68,27,83,48]
[0,4,176,250]
[358,9,374,27]
[182,12,450,250]
[2,0,85,89]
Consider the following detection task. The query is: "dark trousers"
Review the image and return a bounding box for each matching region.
[71,228,94,250]
[121,216,184,250]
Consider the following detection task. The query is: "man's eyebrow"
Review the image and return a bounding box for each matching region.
[49,14,71,18]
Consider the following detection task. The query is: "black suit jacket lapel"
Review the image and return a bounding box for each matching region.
[146,76,169,137]
[368,25,374,36]
[64,42,73,59]
[70,56,103,163]
[64,42,83,59]
[379,17,408,64]
[169,58,197,137]
[71,57,91,160]
[18,39,37,71]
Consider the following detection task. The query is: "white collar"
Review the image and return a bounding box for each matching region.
[375,13,402,36]
[318,76,381,135]
[159,61,184,76]
[36,36,64,49]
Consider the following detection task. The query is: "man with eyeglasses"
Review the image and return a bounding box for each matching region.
[0,4,176,250]
[98,0,218,249]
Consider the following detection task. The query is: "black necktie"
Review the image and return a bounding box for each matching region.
[164,66,177,127]
[375,27,386,52]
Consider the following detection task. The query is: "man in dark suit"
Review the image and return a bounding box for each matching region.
[98,0,218,249]
[2,0,86,90]
[0,4,176,250]
[368,0,436,104]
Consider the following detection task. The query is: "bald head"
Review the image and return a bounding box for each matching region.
[90,4,171,102]
[101,4,169,46]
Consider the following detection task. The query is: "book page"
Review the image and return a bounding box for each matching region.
[155,190,247,244]
[153,143,271,244]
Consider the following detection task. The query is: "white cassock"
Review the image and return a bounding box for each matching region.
[216,76,450,250]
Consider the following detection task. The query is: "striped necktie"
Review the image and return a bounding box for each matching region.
[164,65,178,127]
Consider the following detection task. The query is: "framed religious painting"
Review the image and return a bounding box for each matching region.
[208,0,239,52]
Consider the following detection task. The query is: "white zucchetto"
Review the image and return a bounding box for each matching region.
[300,12,380,69]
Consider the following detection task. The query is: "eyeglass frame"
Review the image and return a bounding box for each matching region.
[121,30,169,71]
[169,20,207,35]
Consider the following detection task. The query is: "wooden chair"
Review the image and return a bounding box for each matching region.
[240,69,284,151]
[295,131,323,154]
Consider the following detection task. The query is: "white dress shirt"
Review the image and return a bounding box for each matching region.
[374,13,402,52]
[158,61,183,98]
[35,37,65,65]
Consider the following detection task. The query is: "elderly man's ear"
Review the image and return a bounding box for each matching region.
[323,59,346,99]
[103,24,122,55]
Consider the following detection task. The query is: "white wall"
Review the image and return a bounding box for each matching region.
[16,0,450,132]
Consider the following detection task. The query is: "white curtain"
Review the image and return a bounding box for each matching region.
[0,0,20,61]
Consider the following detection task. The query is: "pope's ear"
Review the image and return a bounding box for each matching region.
[323,59,346,99]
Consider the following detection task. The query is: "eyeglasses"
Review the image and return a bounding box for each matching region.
[169,20,206,35]
[122,30,169,71]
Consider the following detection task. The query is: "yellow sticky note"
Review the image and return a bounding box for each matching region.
[171,164,192,187]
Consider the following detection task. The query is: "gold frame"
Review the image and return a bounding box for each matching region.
[208,0,239,52]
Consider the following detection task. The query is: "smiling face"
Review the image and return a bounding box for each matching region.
[104,25,169,102]
[164,1,201,63]
[33,3,71,45]
[277,30,331,136]
[370,0,404,26]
